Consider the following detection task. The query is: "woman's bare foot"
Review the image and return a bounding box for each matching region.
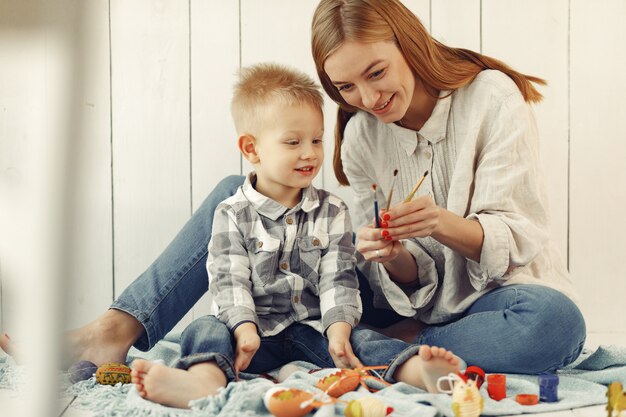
[131,359,227,409]
[394,345,460,393]
[65,309,144,367]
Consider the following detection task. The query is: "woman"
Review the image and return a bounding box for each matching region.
[311,0,584,373]
[57,0,583,374]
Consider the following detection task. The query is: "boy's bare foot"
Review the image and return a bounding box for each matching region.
[394,345,460,393]
[131,359,227,409]
[65,309,144,367]
[0,332,16,359]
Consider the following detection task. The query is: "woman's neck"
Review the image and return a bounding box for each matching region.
[399,79,439,131]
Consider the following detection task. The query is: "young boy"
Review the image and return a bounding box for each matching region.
[131,63,460,409]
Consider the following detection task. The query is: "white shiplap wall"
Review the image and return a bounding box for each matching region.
[1,1,624,343]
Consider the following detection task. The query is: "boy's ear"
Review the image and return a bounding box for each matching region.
[238,134,260,163]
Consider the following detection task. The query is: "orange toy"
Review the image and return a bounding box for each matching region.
[316,366,391,397]
[264,387,316,417]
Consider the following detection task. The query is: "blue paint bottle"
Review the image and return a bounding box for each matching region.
[539,374,559,402]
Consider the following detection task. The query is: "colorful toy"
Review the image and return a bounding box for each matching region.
[486,374,506,401]
[68,360,98,383]
[538,374,559,402]
[95,362,131,385]
[437,372,484,417]
[264,387,315,417]
[462,366,485,389]
[316,366,390,397]
[607,382,626,417]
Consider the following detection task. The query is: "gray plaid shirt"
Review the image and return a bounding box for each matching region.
[207,173,362,337]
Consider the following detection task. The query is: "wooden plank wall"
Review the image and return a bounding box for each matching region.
[1,0,624,345]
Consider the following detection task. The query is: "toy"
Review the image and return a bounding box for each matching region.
[95,362,131,385]
[437,373,484,417]
[316,366,390,397]
[264,387,315,417]
[264,366,394,417]
[515,394,538,405]
[462,366,485,389]
[344,397,394,417]
[486,374,506,401]
[538,374,559,402]
[607,382,626,417]
[68,360,98,383]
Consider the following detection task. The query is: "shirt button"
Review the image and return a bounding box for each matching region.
[312,238,320,246]
[257,241,263,248]
[424,150,432,159]
[293,295,300,304]
[286,217,294,225]
[281,262,288,270]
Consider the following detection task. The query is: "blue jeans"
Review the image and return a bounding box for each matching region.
[177,316,416,383]
[112,175,586,374]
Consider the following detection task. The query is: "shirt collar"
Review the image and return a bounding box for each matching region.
[241,172,320,220]
[387,90,452,155]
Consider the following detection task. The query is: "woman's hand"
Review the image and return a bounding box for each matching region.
[381,194,442,240]
[383,195,484,262]
[355,218,419,285]
[355,223,403,263]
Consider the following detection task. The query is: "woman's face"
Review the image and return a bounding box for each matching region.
[324,40,416,124]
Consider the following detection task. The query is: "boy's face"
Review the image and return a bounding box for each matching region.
[245,102,324,205]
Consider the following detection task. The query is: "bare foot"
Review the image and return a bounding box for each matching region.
[65,309,144,367]
[131,359,227,409]
[394,345,460,393]
[0,332,17,360]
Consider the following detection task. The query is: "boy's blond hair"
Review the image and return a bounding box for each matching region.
[231,63,324,135]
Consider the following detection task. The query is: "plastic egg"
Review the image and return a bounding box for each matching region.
[95,362,131,385]
[264,387,315,417]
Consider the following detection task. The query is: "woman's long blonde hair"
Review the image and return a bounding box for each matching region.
[311,0,546,185]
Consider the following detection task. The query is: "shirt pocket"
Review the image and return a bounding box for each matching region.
[246,234,281,286]
[297,233,329,285]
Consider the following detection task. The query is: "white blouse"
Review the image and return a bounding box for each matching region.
[341,70,577,324]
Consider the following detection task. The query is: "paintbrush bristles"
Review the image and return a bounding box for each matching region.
[404,170,429,203]
[385,169,398,211]
[372,184,380,228]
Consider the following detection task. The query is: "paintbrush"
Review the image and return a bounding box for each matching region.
[372,184,380,228]
[385,169,398,211]
[404,170,429,202]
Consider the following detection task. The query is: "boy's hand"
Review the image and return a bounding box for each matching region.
[233,322,261,375]
[326,321,363,369]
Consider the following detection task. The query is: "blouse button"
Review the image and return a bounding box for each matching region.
[257,241,263,248]
[286,217,294,225]
[281,262,288,270]
[312,238,320,246]
[293,295,300,304]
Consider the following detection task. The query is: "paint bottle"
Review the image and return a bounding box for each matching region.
[487,374,506,401]
[539,374,559,402]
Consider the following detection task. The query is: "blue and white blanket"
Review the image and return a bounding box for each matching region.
[1,333,625,417]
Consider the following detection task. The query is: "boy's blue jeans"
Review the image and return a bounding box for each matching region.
[112,175,586,374]
[177,316,417,383]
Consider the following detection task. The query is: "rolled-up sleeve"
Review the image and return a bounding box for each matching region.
[207,204,258,330]
[465,93,549,290]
